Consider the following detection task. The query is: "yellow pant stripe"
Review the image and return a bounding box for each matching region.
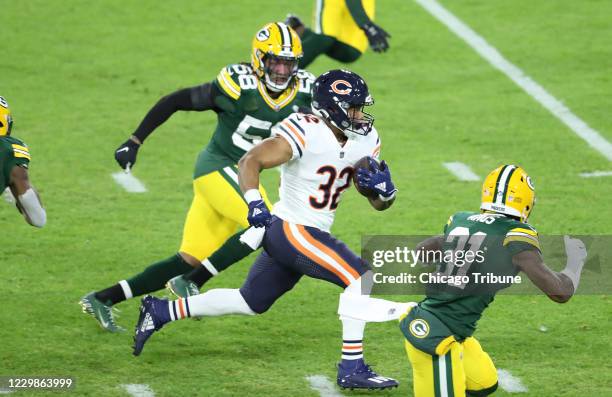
[404,336,497,397]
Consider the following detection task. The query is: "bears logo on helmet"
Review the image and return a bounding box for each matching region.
[312,70,374,139]
[330,80,353,95]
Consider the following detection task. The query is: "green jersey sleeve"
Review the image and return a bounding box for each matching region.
[1,137,30,191]
[503,223,541,256]
[214,64,251,101]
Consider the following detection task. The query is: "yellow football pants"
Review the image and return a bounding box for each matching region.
[179,166,271,261]
[314,0,375,53]
[404,337,498,397]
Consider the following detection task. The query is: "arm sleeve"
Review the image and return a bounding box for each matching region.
[132,82,220,143]
[504,226,541,256]
[4,142,30,183]
[345,0,371,27]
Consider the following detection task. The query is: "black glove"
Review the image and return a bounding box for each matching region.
[115,138,140,171]
[361,22,390,53]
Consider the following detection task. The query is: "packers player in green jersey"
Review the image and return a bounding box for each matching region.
[80,22,315,332]
[400,164,587,397]
[0,96,46,228]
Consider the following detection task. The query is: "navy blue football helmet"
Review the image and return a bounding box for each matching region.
[311,70,374,138]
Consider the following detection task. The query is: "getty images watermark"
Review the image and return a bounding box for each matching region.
[361,235,610,295]
[370,246,519,288]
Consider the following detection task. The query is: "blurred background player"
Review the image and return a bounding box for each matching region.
[286,0,390,68]
[80,22,314,332]
[133,70,410,390]
[0,96,46,228]
[400,165,587,397]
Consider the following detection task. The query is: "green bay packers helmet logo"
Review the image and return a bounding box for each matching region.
[256,28,271,42]
[330,80,352,95]
[0,96,8,109]
[409,319,430,338]
[526,176,535,190]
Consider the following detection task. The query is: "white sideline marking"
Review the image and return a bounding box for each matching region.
[306,375,343,397]
[579,170,612,178]
[416,0,612,161]
[497,369,528,393]
[0,391,13,394]
[121,384,155,397]
[112,172,147,193]
[443,162,480,181]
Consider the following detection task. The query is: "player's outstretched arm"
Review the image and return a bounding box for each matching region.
[513,238,587,303]
[115,83,221,171]
[10,165,46,228]
[238,136,293,227]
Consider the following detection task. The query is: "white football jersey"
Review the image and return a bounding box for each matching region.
[271,113,381,232]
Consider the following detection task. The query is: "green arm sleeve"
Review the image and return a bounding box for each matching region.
[345,0,371,27]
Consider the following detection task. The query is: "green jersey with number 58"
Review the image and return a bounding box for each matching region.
[421,211,541,338]
[194,63,314,178]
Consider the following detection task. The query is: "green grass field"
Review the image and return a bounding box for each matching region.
[1,0,611,396]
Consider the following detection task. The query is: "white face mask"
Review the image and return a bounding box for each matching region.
[263,55,298,92]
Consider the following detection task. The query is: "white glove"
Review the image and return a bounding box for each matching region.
[561,235,587,292]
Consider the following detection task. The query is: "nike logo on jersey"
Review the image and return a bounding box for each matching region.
[375,182,387,191]
[140,313,155,332]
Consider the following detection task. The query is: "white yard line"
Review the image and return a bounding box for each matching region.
[112,172,147,193]
[306,375,343,397]
[121,384,155,397]
[497,369,528,393]
[443,162,480,181]
[415,0,612,161]
[579,170,612,178]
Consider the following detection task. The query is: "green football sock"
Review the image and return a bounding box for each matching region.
[185,229,256,287]
[127,253,193,297]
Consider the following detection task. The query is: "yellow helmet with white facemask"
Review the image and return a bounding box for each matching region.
[251,22,303,92]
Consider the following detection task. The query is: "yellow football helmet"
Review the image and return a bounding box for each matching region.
[481,165,535,222]
[0,96,13,136]
[251,22,303,92]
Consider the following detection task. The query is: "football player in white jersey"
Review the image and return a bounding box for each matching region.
[133,70,414,390]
